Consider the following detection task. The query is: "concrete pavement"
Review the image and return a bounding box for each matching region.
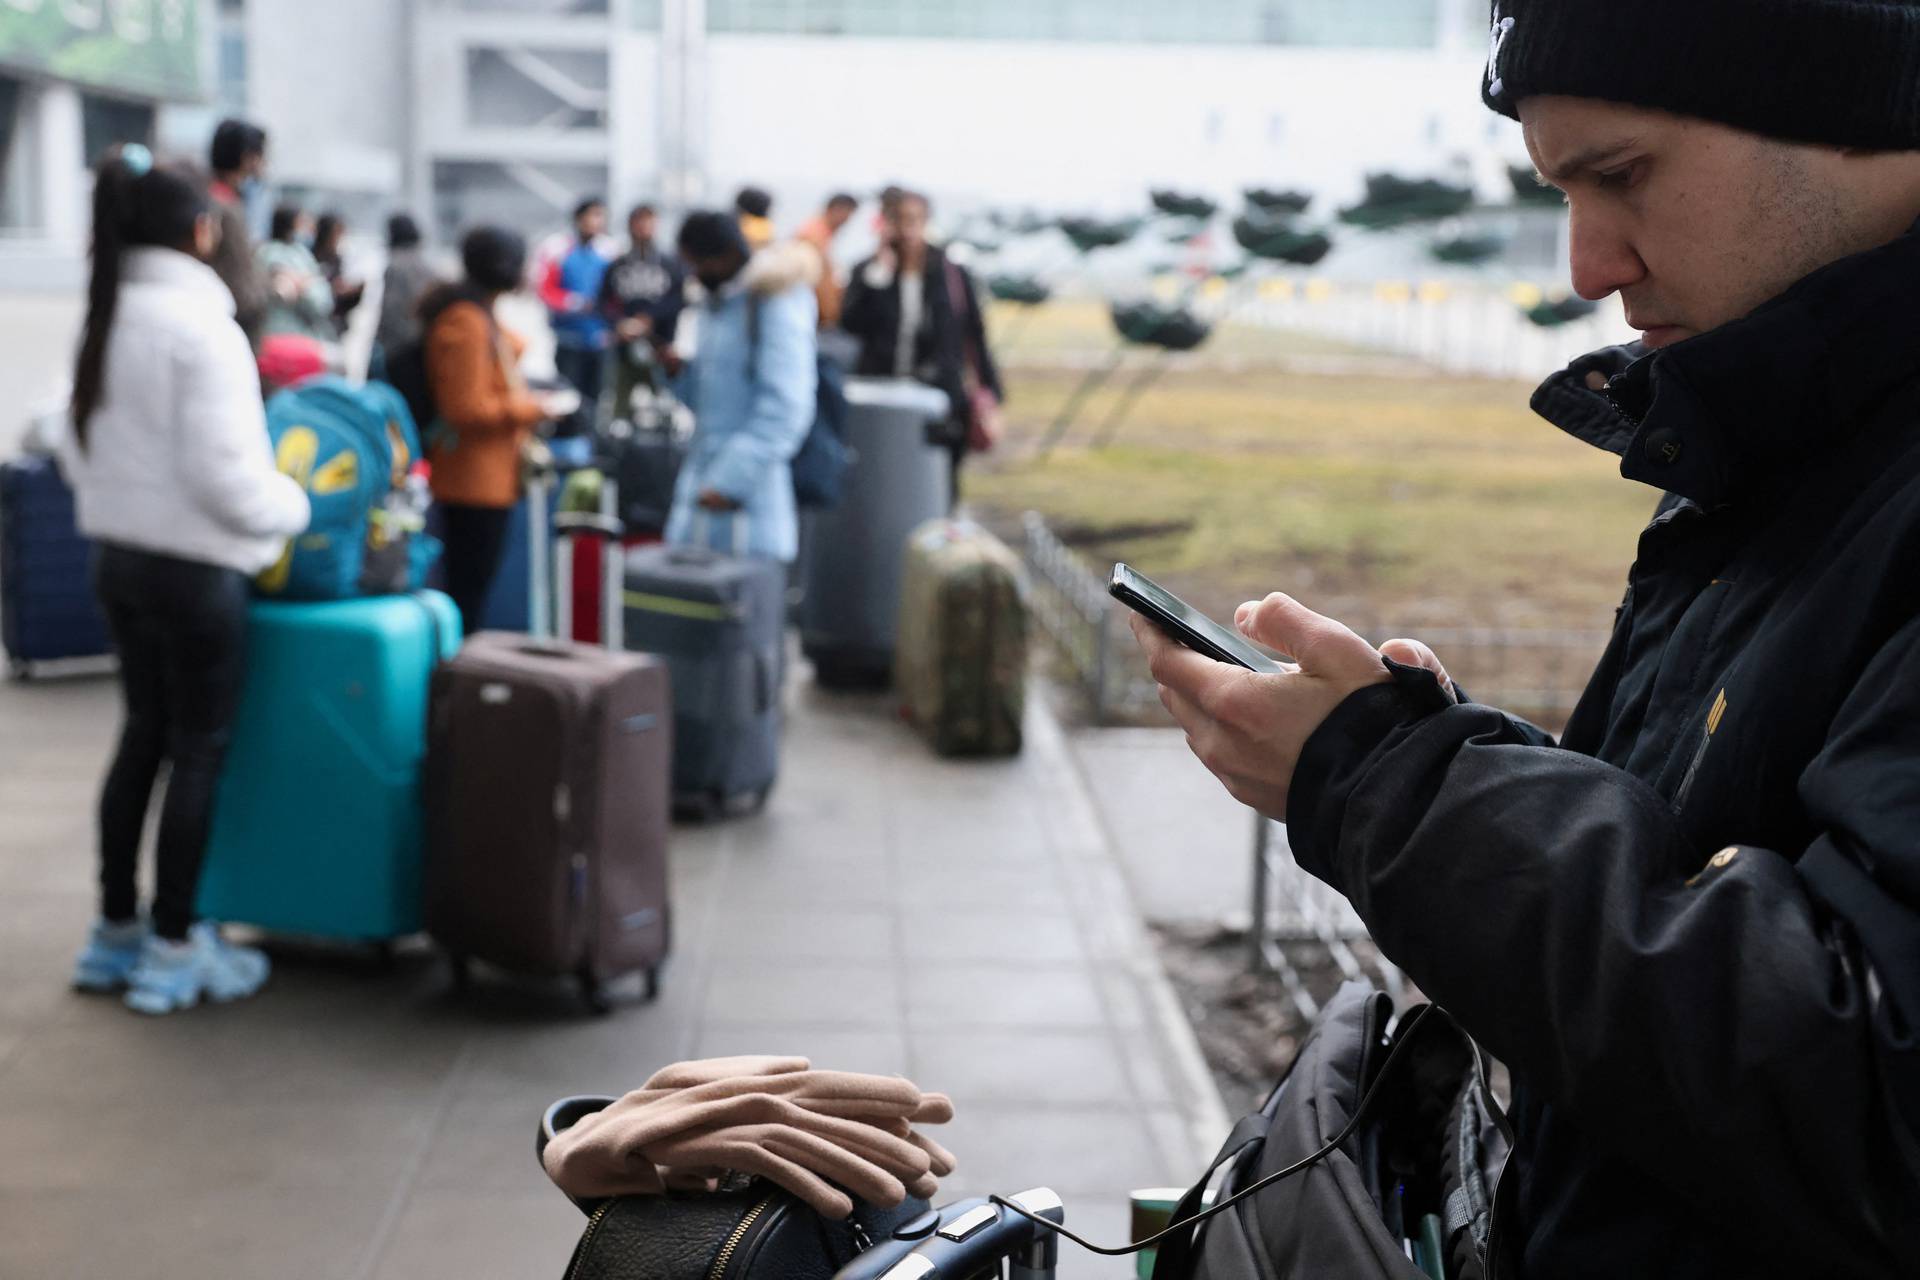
[1066,725,1261,928]
[0,663,1227,1280]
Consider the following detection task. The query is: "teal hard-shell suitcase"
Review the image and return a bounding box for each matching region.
[197,590,461,940]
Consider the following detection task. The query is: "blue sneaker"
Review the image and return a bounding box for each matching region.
[196,922,270,997]
[123,922,270,1015]
[72,918,148,993]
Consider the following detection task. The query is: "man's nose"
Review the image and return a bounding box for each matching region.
[1566,201,1646,302]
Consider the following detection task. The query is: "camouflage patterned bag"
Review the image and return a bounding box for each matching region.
[895,520,1028,757]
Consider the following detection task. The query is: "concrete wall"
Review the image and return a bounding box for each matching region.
[6,6,1525,281]
[245,0,407,197]
[698,36,1514,218]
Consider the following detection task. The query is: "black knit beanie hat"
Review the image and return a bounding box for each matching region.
[1481,1,1920,150]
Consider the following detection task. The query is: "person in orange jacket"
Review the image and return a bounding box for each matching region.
[793,192,856,331]
[421,225,575,635]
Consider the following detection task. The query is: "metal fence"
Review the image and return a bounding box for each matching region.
[1249,813,1402,1017]
[1020,510,1616,1006]
[1021,510,1153,723]
[1022,510,1609,726]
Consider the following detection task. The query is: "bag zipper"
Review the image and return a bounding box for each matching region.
[1670,688,1727,814]
[1475,1045,1514,1280]
[1671,730,1710,813]
[561,1200,614,1280]
[1483,1161,1514,1280]
[708,1195,776,1280]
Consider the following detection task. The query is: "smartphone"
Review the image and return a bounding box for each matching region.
[1109,563,1290,674]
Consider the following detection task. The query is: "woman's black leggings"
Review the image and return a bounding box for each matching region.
[438,501,514,638]
[92,544,250,942]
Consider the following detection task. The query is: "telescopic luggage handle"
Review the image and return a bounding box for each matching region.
[553,512,627,540]
[537,1094,617,1215]
[549,488,627,649]
[830,1188,1065,1280]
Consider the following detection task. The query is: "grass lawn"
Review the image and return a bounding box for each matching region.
[972,364,1652,628]
[963,306,1655,719]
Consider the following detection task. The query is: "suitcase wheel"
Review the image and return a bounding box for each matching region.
[577,966,613,1016]
[8,659,31,682]
[673,791,720,823]
[673,788,771,822]
[642,967,661,1003]
[447,953,472,993]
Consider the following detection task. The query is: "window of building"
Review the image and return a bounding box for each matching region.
[217,16,248,117]
[699,0,1439,47]
[0,76,33,234]
[80,94,155,170]
[450,0,611,12]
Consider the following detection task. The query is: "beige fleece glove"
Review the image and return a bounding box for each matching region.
[542,1058,958,1218]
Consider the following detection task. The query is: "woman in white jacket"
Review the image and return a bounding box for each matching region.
[61,145,310,1015]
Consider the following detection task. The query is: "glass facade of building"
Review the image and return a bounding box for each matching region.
[633,0,1440,48]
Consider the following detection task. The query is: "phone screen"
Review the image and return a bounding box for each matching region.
[1109,563,1289,674]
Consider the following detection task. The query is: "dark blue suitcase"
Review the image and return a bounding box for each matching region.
[0,457,113,676]
[427,440,597,634]
[481,493,539,631]
[623,534,785,819]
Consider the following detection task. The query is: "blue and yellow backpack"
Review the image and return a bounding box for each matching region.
[257,377,441,600]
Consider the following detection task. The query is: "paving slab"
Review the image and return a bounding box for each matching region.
[0,665,1227,1278]
[1067,726,1266,925]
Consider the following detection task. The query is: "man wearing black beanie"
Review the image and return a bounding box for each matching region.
[1134,3,1920,1277]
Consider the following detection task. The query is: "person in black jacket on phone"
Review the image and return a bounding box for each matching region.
[841,190,1003,508]
[1135,4,1920,1277]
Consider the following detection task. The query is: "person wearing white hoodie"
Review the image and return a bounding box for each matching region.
[59,144,310,1015]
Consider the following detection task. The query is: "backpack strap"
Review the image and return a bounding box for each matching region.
[1146,1112,1270,1280]
[746,292,763,383]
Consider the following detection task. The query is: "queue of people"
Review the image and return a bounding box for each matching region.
[51,123,1008,1018]
[522,182,1003,512]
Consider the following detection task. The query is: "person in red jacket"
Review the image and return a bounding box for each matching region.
[538,197,612,438]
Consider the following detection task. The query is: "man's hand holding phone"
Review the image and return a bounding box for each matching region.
[1117,570,1453,821]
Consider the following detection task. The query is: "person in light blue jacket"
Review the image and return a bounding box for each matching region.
[666,211,819,562]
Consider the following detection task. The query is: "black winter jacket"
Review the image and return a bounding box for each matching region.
[1288,224,1920,1278]
[841,244,1004,438]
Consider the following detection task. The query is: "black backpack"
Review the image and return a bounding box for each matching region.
[381,337,437,436]
[1149,985,1513,1280]
[743,295,851,510]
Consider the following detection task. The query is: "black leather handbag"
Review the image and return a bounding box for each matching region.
[539,1097,931,1280]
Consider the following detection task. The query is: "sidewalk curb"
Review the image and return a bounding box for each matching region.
[1025,696,1233,1174]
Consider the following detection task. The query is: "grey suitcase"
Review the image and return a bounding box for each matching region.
[623,516,785,819]
[796,378,951,687]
